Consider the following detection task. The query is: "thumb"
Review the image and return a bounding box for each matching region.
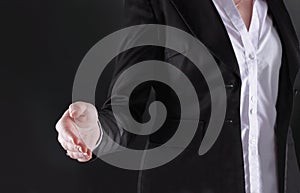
[69,102,87,119]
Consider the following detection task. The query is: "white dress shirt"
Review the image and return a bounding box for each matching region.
[212,0,282,193]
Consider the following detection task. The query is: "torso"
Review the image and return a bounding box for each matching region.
[234,0,254,30]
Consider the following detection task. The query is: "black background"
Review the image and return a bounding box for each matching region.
[0,0,299,193]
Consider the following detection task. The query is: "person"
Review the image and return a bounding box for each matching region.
[55,0,300,192]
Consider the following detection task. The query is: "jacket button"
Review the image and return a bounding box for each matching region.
[295,89,298,96]
[225,119,233,124]
[225,84,234,88]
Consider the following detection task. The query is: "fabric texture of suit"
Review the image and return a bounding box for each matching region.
[93,0,300,192]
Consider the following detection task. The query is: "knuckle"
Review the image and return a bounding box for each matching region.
[56,119,71,132]
[57,135,62,143]
[63,121,73,131]
[58,132,71,143]
[55,120,61,132]
[67,152,75,159]
[61,142,67,150]
[66,135,75,144]
[64,125,72,132]
[67,143,76,152]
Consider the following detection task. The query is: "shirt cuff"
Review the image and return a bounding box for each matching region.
[92,120,103,152]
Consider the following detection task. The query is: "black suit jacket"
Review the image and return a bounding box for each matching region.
[94,0,300,192]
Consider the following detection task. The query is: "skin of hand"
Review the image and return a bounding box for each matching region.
[56,102,101,162]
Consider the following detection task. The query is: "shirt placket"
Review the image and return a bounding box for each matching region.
[244,35,261,193]
[247,5,261,193]
[223,3,262,193]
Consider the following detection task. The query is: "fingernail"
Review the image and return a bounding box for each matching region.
[77,146,83,152]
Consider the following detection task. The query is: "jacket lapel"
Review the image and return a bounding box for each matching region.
[169,0,241,77]
[266,1,300,192]
[267,0,300,86]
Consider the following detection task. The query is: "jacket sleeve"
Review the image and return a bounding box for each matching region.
[92,0,165,158]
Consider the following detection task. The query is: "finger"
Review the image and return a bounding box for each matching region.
[77,157,91,162]
[55,110,69,133]
[66,151,90,160]
[66,152,82,160]
[57,122,89,154]
[77,149,92,162]
[66,139,88,154]
[56,116,80,145]
[59,131,89,153]
[69,102,87,119]
[58,135,82,152]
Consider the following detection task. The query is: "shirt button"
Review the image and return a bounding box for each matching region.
[251,149,257,156]
[250,96,255,102]
[250,109,254,114]
[249,53,255,60]
[250,139,255,145]
[225,84,234,89]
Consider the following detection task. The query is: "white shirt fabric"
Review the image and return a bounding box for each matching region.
[212,0,282,193]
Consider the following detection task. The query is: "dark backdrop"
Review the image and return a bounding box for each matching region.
[0,0,299,193]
